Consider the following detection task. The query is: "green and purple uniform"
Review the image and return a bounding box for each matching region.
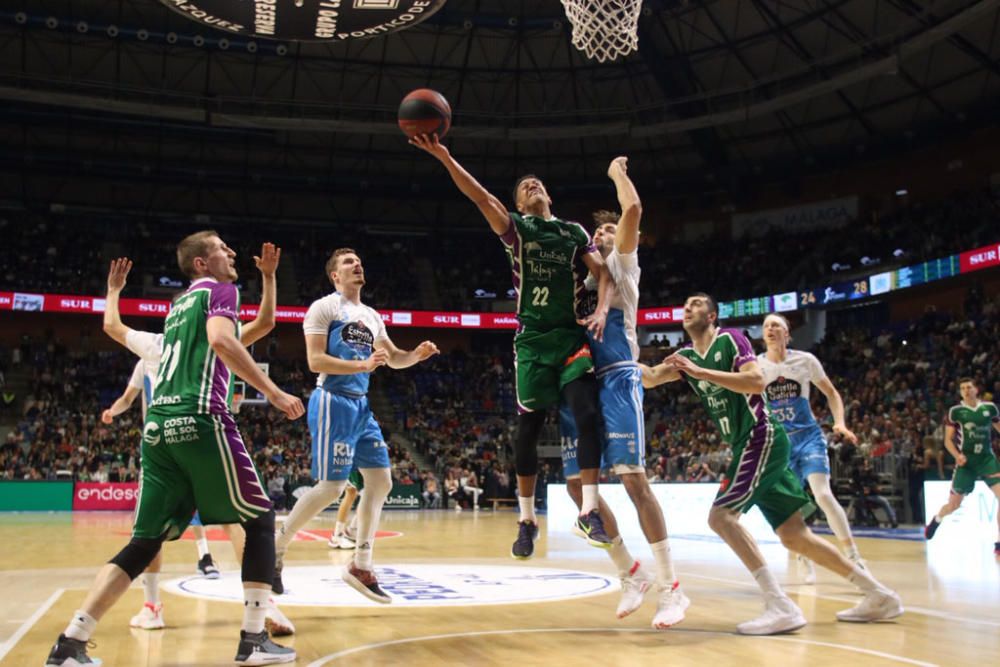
[500,212,596,412]
[677,328,810,529]
[134,277,271,540]
[945,401,1000,495]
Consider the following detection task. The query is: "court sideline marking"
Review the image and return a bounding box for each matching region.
[305,627,938,666]
[0,588,64,663]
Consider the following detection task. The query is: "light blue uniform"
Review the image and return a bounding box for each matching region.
[304,293,390,481]
[561,249,645,477]
[757,349,831,482]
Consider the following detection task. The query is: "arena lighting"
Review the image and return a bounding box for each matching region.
[896,189,909,196]
[192,34,205,46]
[136,29,149,41]
[275,44,288,55]
[106,25,119,37]
[14,12,27,24]
[246,41,258,53]
[76,21,88,34]
[45,16,58,29]
[217,38,230,50]
[166,32,178,44]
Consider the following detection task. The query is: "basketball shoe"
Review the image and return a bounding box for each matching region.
[736,596,807,635]
[343,564,392,604]
[573,510,613,548]
[265,598,295,636]
[45,634,101,666]
[651,581,690,629]
[129,602,165,630]
[836,589,903,622]
[994,541,1000,556]
[511,520,539,560]
[616,561,653,619]
[197,554,220,579]
[233,630,295,665]
[924,517,941,539]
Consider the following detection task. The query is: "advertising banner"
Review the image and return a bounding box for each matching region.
[73,482,140,511]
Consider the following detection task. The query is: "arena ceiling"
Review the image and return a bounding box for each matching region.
[1,0,999,223]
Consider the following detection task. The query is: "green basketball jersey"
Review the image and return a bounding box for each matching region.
[946,401,999,465]
[147,277,242,420]
[677,328,771,448]
[499,212,595,331]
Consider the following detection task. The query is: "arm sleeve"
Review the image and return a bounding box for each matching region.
[303,296,337,336]
[730,331,757,370]
[207,283,240,322]
[127,360,144,391]
[125,330,163,366]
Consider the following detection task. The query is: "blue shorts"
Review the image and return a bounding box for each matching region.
[787,426,830,482]
[308,388,389,481]
[560,365,645,477]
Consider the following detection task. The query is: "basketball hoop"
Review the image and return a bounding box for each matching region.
[560,0,643,63]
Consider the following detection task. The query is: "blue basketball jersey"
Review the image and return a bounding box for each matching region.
[303,292,387,397]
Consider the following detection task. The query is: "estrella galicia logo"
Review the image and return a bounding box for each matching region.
[766,377,802,402]
[341,321,374,354]
[143,422,161,447]
[166,564,615,607]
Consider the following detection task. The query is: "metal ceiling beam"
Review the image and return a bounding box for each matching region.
[888,0,1000,78]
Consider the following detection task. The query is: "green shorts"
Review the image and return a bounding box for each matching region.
[133,411,272,540]
[347,467,364,492]
[714,423,811,529]
[514,326,593,412]
[951,457,1000,495]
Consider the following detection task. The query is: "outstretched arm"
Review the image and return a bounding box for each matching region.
[409,133,510,235]
[103,258,134,347]
[664,354,766,395]
[305,334,389,375]
[376,336,440,370]
[639,362,682,389]
[240,242,279,347]
[101,386,141,424]
[608,157,642,254]
[815,376,858,444]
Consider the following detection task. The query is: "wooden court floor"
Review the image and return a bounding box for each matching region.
[0,509,996,666]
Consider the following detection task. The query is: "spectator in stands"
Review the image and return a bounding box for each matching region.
[421,471,441,509]
[849,457,898,528]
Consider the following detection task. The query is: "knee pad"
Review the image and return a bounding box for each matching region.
[241,510,276,585]
[109,536,164,580]
[515,411,545,477]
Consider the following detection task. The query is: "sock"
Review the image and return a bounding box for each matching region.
[275,480,346,552]
[845,544,862,561]
[518,496,536,523]
[348,513,358,536]
[580,485,599,515]
[934,513,943,523]
[334,521,345,537]
[143,573,161,606]
[847,565,882,593]
[242,588,269,633]
[751,566,782,598]
[354,542,374,570]
[64,610,97,642]
[196,538,210,559]
[607,536,634,576]
[354,469,391,572]
[650,538,677,587]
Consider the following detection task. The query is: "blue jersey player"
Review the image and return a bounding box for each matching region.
[757,313,864,581]
[272,248,438,602]
[560,156,688,629]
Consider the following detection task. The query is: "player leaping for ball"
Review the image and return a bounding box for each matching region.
[412,133,615,560]
[272,248,439,602]
[644,294,902,635]
[557,156,688,628]
[757,313,866,584]
[47,232,305,667]
[924,377,1000,554]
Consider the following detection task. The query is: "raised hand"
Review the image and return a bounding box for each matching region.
[107,258,133,293]
[408,133,451,161]
[414,341,440,362]
[253,242,280,278]
[608,156,629,179]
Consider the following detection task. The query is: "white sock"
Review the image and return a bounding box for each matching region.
[650,538,677,587]
[607,536,634,576]
[934,513,943,523]
[143,573,160,606]
[751,566,783,598]
[275,480,346,552]
[847,565,882,593]
[354,469,391,571]
[196,538,210,559]
[846,544,862,561]
[334,521,345,537]
[580,485,599,514]
[348,512,358,535]
[518,496,536,523]
[242,589,269,633]
[64,609,97,642]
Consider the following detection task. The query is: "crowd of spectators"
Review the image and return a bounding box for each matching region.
[4,188,997,313]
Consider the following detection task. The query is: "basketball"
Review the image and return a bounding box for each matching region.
[398,88,451,139]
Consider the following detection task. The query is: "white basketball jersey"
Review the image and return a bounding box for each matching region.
[125,330,163,418]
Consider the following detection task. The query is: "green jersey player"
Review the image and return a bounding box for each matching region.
[645,293,902,635]
[46,231,305,667]
[924,377,1000,554]
[412,132,614,560]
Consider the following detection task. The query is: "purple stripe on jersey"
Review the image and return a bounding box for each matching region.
[501,214,523,293]
[722,328,756,369]
[715,396,771,507]
[219,412,272,512]
[209,358,232,415]
[206,281,239,321]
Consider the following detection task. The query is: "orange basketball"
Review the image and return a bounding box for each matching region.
[398,88,452,139]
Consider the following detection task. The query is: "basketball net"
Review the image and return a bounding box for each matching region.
[560,0,642,63]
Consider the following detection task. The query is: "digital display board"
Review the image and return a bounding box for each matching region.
[719,296,773,320]
[894,255,961,289]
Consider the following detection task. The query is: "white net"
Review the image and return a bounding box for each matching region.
[560,0,643,63]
